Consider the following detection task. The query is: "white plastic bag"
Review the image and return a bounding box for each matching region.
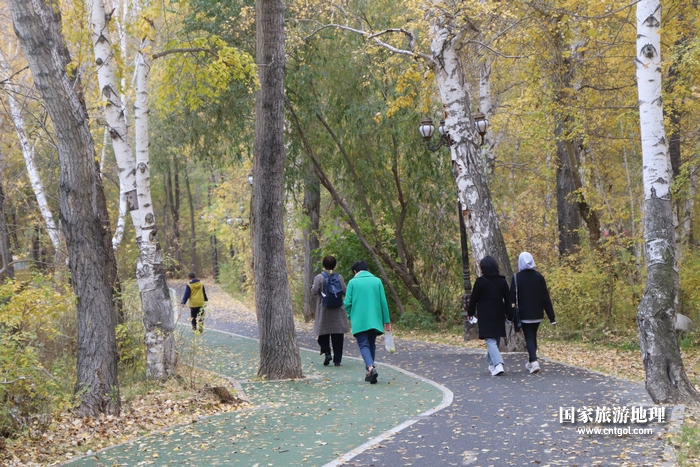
[384,331,396,353]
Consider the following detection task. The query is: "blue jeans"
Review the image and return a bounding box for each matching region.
[485,338,503,367]
[355,330,378,369]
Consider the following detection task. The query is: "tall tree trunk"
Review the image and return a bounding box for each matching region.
[426,9,525,351]
[7,0,120,416]
[31,227,45,269]
[682,161,699,246]
[211,234,220,282]
[428,25,512,280]
[0,153,14,280]
[165,161,182,270]
[91,0,176,380]
[134,16,177,380]
[206,184,220,282]
[479,58,495,176]
[302,163,320,322]
[253,0,303,380]
[635,0,700,404]
[554,119,582,255]
[185,170,201,274]
[112,191,127,250]
[549,32,602,254]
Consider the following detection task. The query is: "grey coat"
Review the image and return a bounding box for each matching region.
[311,272,350,336]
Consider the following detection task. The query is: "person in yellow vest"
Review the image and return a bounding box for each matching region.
[181,272,208,331]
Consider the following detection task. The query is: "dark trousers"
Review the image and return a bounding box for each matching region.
[522,322,540,362]
[190,307,203,330]
[317,333,344,364]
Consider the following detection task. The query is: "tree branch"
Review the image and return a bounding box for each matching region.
[1,376,27,385]
[287,101,405,317]
[152,48,218,61]
[300,21,434,63]
[315,112,379,236]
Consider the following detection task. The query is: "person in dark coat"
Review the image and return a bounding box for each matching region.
[510,252,556,374]
[311,255,350,366]
[467,256,512,376]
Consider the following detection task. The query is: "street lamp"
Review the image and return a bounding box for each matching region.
[419,117,453,151]
[418,111,490,340]
[473,111,489,146]
[420,113,489,151]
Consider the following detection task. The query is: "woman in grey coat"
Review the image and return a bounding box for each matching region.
[311,255,350,366]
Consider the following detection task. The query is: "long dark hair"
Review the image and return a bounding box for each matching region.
[479,256,500,276]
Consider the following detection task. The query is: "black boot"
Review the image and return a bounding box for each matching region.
[323,353,332,366]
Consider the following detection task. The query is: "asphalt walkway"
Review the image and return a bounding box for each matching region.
[63,283,680,467]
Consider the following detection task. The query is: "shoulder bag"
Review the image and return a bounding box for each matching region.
[513,274,522,332]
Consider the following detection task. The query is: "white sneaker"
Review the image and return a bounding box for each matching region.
[488,365,495,374]
[529,361,540,374]
[525,362,532,370]
[491,363,504,376]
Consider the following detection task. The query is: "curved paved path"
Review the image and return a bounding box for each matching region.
[189,284,677,467]
[62,283,678,467]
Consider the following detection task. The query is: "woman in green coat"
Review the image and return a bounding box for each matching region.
[344,261,391,384]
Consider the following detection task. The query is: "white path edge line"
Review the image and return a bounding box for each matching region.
[203,326,454,467]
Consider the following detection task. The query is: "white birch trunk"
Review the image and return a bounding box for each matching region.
[1,55,62,253]
[135,27,177,380]
[427,10,523,352]
[428,24,511,277]
[635,0,700,404]
[479,60,495,175]
[112,190,127,250]
[91,0,175,378]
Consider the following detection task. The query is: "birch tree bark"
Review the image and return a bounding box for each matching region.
[1,49,63,255]
[427,7,524,350]
[479,60,495,175]
[635,0,700,404]
[427,20,512,280]
[253,0,303,379]
[6,0,120,416]
[90,0,176,379]
[134,19,177,380]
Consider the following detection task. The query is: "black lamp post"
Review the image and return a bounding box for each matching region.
[419,112,489,337]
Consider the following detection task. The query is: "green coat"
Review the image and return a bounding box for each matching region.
[344,270,390,336]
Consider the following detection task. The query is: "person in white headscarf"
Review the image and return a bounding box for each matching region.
[510,252,556,374]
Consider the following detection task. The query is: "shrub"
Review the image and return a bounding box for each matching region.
[546,245,642,335]
[0,277,76,438]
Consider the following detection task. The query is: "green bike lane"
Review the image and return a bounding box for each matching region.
[63,328,448,467]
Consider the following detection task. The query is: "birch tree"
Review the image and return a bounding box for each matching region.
[635,0,700,404]
[0,47,63,257]
[134,12,179,379]
[253,0,304,379]
[310,3,511,280]
[90,0,176,379]
[6,0,120,416]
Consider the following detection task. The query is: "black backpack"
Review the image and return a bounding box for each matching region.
[321,271,344,308]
